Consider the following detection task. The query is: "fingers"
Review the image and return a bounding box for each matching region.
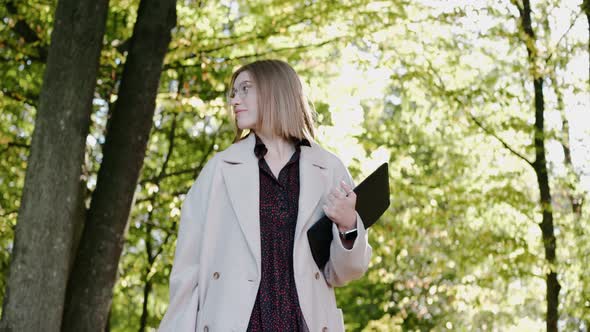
[323,197,357,231]
[325,183,354,213]
[326,193,336,206]
[340,180,355,198]
[327,181,355,203]
[331,188,345,200]
[332,181,352,197]
[340,180,351,192]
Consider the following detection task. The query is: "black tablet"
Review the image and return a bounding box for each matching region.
[307,162,390,269]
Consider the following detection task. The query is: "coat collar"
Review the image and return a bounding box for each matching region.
[219,133,328,272]
[220,133,321,164]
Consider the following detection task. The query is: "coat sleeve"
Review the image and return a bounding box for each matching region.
[158,157,216,332]
[322,160,372,287]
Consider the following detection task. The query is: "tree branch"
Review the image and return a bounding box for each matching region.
[1,90,39,107]
[545,9,584,63]
[0,141,31,155]
[5,0,48,61]
[0,210,19,219]
[163,35,345,70]
[464,111,534,167]
[165,1,387,70]
[135,189,188,204]
[169,0,342,57]
[231,37,345,61]
[7,141,31,149]
[139,167,199,185]
[421,50,534,167]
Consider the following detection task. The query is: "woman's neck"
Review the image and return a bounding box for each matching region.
[255,131,295,161]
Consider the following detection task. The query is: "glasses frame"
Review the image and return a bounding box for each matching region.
[227,82,255,100]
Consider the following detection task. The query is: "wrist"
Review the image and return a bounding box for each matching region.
[338,224,355,232]
[337,215,357,232]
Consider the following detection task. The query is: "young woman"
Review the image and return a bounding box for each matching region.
[158,59,371,331]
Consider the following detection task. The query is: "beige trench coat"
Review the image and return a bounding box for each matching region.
[158,134,372,332]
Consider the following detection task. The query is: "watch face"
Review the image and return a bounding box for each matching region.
[344,230,358,241]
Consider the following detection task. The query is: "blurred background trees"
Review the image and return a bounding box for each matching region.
[0,0,588,331]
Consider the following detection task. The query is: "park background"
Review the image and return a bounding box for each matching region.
[0,0,589,331]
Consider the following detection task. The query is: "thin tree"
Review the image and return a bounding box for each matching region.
[584,0,590,83]
[513,0,560,330]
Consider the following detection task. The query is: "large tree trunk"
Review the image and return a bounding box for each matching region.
[516,0,561,330]
[61,0,177,331]
[0,0,109,331]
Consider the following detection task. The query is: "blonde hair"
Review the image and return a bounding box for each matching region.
[228,59,317,142]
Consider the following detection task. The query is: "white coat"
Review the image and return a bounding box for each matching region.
[158,133,372,331]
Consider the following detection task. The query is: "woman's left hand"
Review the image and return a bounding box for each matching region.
[323,180,357,232]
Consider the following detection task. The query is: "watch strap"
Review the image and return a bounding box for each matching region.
[339,227,358,241]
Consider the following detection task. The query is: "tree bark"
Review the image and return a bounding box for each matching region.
[139,218,156,332]
[61,0,177,331]
[532,77,561,332]
[583,0,589,86]
[138,265,152,332]
[0,0,109,331]
[516,0,561,330]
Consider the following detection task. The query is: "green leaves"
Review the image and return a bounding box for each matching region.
[1,0,588,330]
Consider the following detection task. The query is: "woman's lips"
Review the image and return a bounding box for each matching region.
[235,109,246,114]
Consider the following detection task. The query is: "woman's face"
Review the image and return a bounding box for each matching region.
[230,71,258,131]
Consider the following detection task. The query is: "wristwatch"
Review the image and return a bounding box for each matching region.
[339,228,358,241]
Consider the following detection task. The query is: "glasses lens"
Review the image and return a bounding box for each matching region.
[239,85,249,98]
[228,83,252,100]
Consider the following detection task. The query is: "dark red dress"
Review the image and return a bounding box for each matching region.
[247,134,311,332]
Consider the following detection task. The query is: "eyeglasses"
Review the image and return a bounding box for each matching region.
[227,82,254,100]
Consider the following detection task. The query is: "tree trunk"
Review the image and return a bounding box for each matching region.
[138,276,152,332]
[104,308,112,332]
[61,0,177,330]
[139,226,154,332]
[532,77,560,332]
[0,0,109,331]
[583,0,589,86]
[63,0,176,331]
[516,0,561,330]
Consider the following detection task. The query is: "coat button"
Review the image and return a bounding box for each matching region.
[213,272,220,280]
[315,272,320,280]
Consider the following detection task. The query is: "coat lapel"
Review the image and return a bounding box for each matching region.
[295,144,328,242]
[220,134,261,272]
[219,134,329,271]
